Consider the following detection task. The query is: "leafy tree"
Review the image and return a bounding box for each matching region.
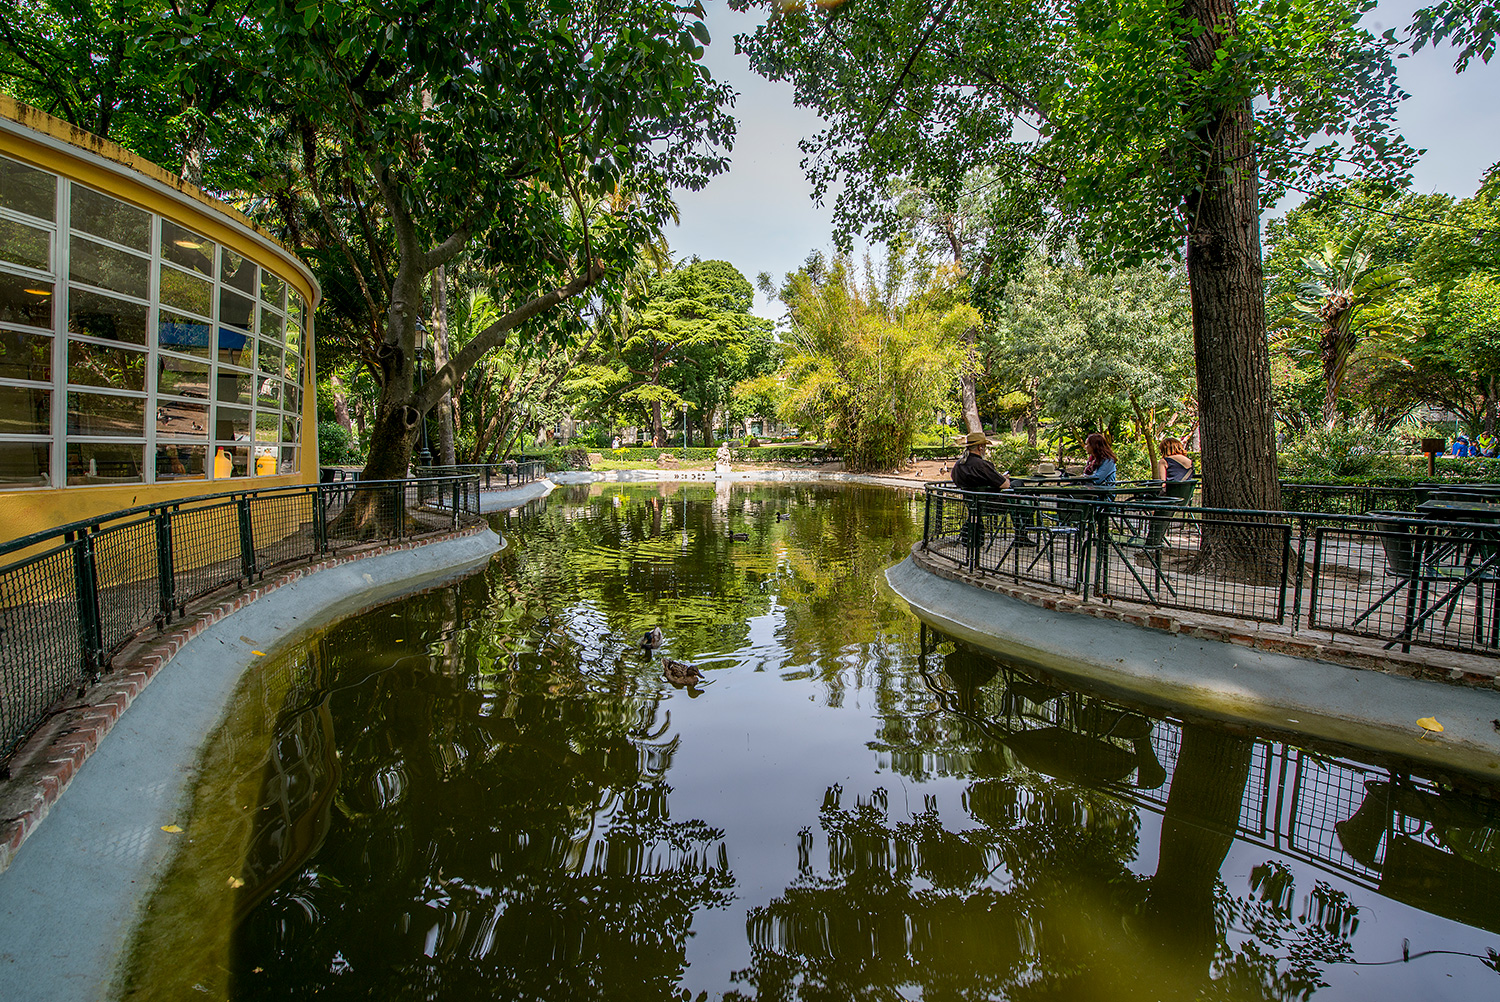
[598,259,775,446]
[732,0,1414,523]
[1287,228,1411,429]
[774,254,970,471]
[1412,0,1500,69]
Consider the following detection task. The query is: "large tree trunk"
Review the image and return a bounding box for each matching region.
[652,399,666,447]
[960,324,983,434]
[1182,0,1279,515]
[431,266,457,466]
[331,374,353,433]
[1179,0,1282,581]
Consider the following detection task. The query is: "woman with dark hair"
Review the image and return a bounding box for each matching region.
[1155,437,1193,481]
[1080,433,1117,486]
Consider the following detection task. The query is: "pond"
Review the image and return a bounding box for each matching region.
[124,482,1500,1000]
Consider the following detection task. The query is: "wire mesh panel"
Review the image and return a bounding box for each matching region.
[92,516,165,658]
[920,488,974,572]
[973,494,1087,591]
[250,491,318,572]
[324,482,403,547]
[169,501,245,605]
[1095,507,1291,623]
[1308,520,1500,654]
[0,544,85,756]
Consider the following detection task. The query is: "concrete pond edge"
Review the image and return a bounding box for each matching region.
[886,554,1500,784]
[0,524,502,1000]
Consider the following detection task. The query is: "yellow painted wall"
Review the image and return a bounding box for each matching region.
[0,98,321,549]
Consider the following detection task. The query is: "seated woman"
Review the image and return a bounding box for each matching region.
[1079,433,1117,486]
[1154,437,1193,481]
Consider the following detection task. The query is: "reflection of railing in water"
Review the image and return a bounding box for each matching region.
[918,627,1500,927]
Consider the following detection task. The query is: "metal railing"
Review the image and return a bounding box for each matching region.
[414,460,546,490]
[0,475,481,759]
[921,484,1500,659]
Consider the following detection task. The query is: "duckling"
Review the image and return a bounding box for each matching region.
[662,658,704,686]
[728,530,749,541]
[640,626,664,651]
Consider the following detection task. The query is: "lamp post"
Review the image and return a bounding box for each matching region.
[413,321,436,468]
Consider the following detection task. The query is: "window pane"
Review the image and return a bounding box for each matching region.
[68,287,148,345]
[0,216,50,270]
[278,446,297,474]
[160,220,213,275]
[157,399,208,439]
[0,329,51,382]
[215,369,251,405]
[257,338,281,376]
[219,287,254,332]
[220,248,256,295]
[283,351,301,385]
[68,338,146,391]
[160,264,211,316]
[282,415,299,444]
[0,157,55,220]
[259,308,283,342]
[214,405,251,441]
[70,185,149,250]
[67,390,145,437]
[211,445,249,479]
[256,374,281,409]
[284,382,301,415]
[0,441,49,486]
[0,385,49,434]
[0,272,54,328]
[67,442,143,484]
[156,443,206,481]
[260,270,286,308]
[69,235,148,298]
[216,326,251,366]
[157,354,209,399]
[158,311,212,358]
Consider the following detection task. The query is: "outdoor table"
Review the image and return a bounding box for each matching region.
[1415,499,1500,521]
[1397,503,1500,649]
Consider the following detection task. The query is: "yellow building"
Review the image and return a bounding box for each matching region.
[0,98,320,545]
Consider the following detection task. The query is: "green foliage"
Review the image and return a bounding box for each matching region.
[774,255,968,472]
[544,448,592,473]
[317,421,361,466]
[1277,425,1410,480]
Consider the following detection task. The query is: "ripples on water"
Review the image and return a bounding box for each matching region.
[124,483,1500,1000]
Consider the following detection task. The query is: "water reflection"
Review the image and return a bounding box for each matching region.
[124,484,1500,999]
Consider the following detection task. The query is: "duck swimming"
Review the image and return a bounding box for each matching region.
[640,626,664,651]
[727,531,749,541]
[662,659,704,686]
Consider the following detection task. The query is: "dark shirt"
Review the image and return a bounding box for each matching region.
[1163,454,1193,481]
[951,451,1010,492]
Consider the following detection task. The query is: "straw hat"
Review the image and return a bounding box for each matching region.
[963,431,994,447]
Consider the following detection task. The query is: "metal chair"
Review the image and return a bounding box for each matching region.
[1358,513,1500,652]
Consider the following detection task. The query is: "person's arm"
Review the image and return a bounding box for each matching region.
[1154,457,1166,480]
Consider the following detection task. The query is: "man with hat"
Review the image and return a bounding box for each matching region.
[951,430,1012,492]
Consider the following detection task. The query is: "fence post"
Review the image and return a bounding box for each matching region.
[394,482,406,538]
[70,530,104,674]
[313,485,328,554]
[1092,504,1110,599]
[1289,516,1309,633]
[237,494,257,582]
[155,509,175,626]
[922,489,932,551]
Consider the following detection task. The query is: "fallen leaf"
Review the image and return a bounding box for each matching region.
[251,650,265,656]
[1417,716,1444,739]
[161,824,183,834]
[227,876,244,888]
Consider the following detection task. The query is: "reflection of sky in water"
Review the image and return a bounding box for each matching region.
[129,484,1500,999]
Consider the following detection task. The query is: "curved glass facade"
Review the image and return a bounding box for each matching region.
[0,154,308,488]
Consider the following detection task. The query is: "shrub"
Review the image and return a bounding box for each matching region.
[317,421,361,466]
[1279,426,1409,480]
[544,448,592,472]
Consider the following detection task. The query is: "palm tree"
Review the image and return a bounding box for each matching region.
[1292,228,1410,429]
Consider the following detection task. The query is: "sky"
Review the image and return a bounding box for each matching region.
[666,1,1500,319]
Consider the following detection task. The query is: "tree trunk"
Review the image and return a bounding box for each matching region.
[960,323,983,433]
[431,266,457,466]
[331,374,353,433]
[652,400,666,447]
[179,106,206,189]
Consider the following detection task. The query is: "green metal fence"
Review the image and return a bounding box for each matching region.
[922,483,1500,661]
[0,475,481,760]
[414,460,546,491]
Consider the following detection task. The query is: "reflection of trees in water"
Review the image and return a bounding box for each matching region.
[229,571,735,998]
[729,633,1377,1000]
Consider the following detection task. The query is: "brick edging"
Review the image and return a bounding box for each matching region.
[0,521,490,873]
[905,543,1498,688]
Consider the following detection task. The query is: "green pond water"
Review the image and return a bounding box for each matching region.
[125,482,1500,1000]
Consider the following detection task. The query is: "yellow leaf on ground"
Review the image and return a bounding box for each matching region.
[160,824,183,833]
[1417,716,1444,735]
[251,650,265,656]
